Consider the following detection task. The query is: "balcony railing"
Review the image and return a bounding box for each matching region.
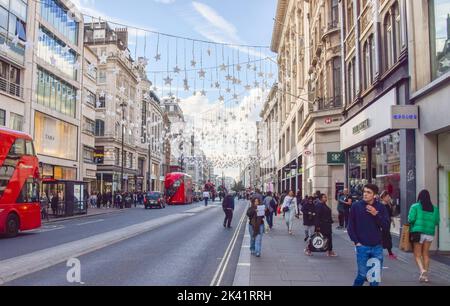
[314,96,343,112]
[0,77,24,99]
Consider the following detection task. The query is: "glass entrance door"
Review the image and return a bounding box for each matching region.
[438,132,450,251]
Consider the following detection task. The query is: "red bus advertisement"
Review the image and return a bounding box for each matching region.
[0,127,41,237]
[164,173,193,205]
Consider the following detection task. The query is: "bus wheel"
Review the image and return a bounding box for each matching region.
[6,214,19,238]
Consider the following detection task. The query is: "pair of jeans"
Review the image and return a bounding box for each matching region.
[284,209,295,232]
[266,211,274,229]
[353,245,384,286]
[338,211,345,227]
[344,208,350,229]
[204,198,208,206]
[249,224,264,255]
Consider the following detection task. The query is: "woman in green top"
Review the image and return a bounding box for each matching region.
[408,190,440,283]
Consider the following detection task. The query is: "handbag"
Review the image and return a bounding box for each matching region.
[308,232,329,253]
[399,224,413,252]
[282,198,294,213]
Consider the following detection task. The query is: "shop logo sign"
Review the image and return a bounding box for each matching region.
[353,119,370,135]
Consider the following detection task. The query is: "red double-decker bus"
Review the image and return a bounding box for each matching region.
[164,173,193,205]
[0,127,41,237]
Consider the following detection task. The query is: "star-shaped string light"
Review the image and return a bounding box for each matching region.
[191,59,197,67]
[220,64,227,71]
[11,35,20,46]
[198,69,206,78]
[200,90,207,96]
[0,42,10,53]
[164,76,173,86]
[215,82,221,88]
[99,53,108,64]
[99,90,106,98]
[119,86,126,94]
[173,66,181,74]
[154,53,161,61]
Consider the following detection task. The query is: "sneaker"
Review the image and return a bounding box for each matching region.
[388,254,398,260]
[256,253,261,257]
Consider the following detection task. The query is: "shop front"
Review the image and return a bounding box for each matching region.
[438,131,450,251]
[341,89,418,234]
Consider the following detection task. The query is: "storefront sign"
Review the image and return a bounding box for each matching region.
[353,119,370,135]
[341,89,396,151]
[34,112,78,161]
[391,105,419,129]
[327,152,345,165]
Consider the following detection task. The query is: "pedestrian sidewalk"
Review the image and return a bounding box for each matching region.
[234,213,450,286]
[43,207,124,224]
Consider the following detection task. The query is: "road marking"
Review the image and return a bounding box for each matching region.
[210,207,247,287]
[0,213,195,285]
[76,219,105,226]
[237,263,250,266]
[26,225,65,233]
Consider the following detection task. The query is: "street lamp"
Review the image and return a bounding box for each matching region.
[147,133,153,192]
[120,102,128,193]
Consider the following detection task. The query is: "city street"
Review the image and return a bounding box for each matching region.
[1,200,247,286]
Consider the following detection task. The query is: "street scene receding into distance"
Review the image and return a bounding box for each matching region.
[1,0,450,292]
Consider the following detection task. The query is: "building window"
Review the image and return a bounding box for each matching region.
[384,12,394,71]
[115,148,120,166]
[0,0,27,58]
[394,2,402,59]
[36,67,77,118]
[94,147,104,164]
[86,60,97,80]
[98,69,106,83]
[83,146,95,163]
[330,0,339,28]
[0,108,5,126]
[37,26,78,81]
[97,95,106,108]
[40,0,79,45]
[83,117,95,135]
[332,57,342,106]
[9,112,22,131]
[349,146,369,198]
[363,36,375,89]
[95,119,105,136]
[429,0,450,80]
[86,90,96,107]
[0,59,22,98]
[347,0,354,33]
[347,58,356,103]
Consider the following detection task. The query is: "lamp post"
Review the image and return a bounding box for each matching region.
[147,133,152,192]
[120,102,127,193]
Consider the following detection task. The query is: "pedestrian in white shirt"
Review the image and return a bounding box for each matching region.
[282,190,299,235]
[203,190,210,206]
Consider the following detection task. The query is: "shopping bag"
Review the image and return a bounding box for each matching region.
[399,224,413,252]
[308,232,329,253]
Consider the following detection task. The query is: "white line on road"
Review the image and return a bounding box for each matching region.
[210,205,247,287]
[26,226,65,234]
[76,219,105,226]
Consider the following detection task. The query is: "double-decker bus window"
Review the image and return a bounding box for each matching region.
[16,178,39,203]
[10,139,25,156]
[25,140,36,156]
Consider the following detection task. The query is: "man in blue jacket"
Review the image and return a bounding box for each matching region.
[348,184,389,286]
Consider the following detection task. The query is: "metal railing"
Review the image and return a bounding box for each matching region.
[0,76,24,99]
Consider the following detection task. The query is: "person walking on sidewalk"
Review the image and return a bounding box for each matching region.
[302,196,316,256]
[263,191,277,230]
[247,198,265,257]
[203,190,210,207]
[340,189,353,230]
[348,184,390,286]
[408,190,440,283]
[314,194,337,257]
[222,192,235,228]
[281,190,299,235]
[380,191,397,259]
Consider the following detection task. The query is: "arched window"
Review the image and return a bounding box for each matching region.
[384,12,394,71]
[393,2,402,59]
[363,35,375,89]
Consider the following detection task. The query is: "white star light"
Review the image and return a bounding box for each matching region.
[258,72,264,78]
[62,44,70,54]
[106,94,114,101]
[200,90,207,96]
[50,55,57,65]
[11,35,20,46]
[236,64,242,72]
[220,64,227,71]
[173,66,181,74]
[99,53,108,64]
[154,53,161,61]
[119,86,126,94]
[88,63,96,74]
[226,88,231,93]
[0,42,10,53]
[99,90,106,98]
[191,59,197,67]
[112,68,120,76]
[215,82,221,88]
[24,41,34,50]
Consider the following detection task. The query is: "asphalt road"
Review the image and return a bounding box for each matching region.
[3,199,248,286]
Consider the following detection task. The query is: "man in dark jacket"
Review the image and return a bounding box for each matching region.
[222,193,235,228]
[348,184,389,287]
[301,196,316,243]
[314,194,336,257]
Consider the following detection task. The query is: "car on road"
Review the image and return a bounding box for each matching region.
[144,192,166,209]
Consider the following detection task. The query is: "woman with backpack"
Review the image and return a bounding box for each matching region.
[408,190,440,283]
[281,190,298,235]
[247,198,265,257]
